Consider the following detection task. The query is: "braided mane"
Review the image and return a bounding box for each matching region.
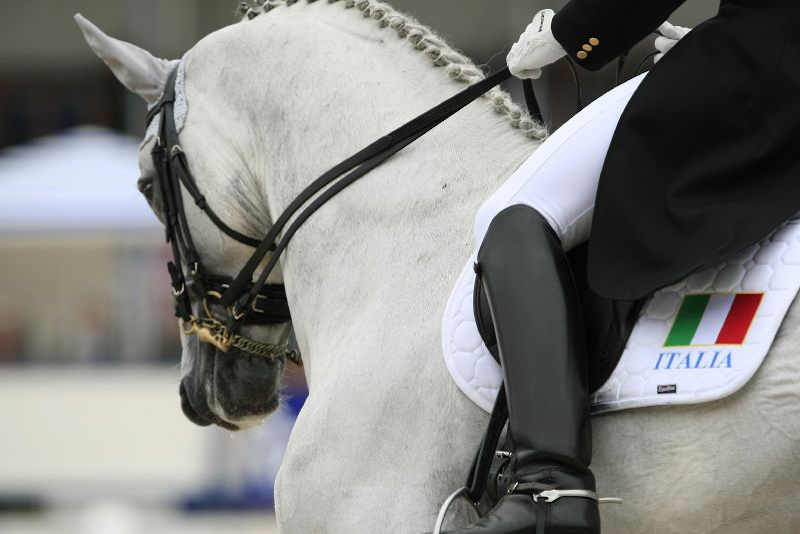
[236,0,546,140]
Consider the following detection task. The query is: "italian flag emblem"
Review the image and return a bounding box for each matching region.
[664,293,764,347]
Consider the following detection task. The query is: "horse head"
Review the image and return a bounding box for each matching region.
[75,14,293,431]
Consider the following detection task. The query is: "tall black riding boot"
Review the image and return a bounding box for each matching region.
[445,205,600,534]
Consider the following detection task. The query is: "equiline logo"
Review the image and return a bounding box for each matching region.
[664,293,764,347]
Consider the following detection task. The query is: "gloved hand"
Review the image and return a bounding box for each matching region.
[654,21,692,63]
[507,9,566,79]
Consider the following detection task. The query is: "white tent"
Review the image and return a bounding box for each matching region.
[0,126,159,233]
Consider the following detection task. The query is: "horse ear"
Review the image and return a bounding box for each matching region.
[74,14,177,105]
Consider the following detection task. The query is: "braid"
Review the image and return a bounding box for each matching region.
[236,0,547,140]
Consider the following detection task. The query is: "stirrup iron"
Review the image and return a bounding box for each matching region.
[432,487,482,534]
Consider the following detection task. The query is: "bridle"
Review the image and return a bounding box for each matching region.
[144,55,517,366]
[147,67,299,365]
[143,37,652,369]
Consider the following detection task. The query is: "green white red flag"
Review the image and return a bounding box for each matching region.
[665,293,763,347]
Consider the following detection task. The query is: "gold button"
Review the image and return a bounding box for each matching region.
[589,37,600,46]
[576,51,588,60]
[582,44,593,52]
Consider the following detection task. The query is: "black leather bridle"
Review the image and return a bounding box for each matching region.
[145,59,516,365]
[147,67,298,364]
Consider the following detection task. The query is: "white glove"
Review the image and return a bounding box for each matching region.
[507,9,567,80]
[654,21,692,63]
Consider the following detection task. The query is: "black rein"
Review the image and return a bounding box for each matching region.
[216,67,515,326]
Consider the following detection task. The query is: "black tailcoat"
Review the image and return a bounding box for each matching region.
[551,0,800,300]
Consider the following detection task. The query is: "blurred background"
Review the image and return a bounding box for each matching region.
[0,1,718,533]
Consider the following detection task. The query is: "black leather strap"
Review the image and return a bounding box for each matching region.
[145,95,173,128]
[156,69,262,250]
[536,498,546,534]
[171,150,263,248]
[465,383,509,504]
[205,276,290,325]
[522,79,542,124]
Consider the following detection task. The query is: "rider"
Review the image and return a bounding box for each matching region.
[445,0,800,533]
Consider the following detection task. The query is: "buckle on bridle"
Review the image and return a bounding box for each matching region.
[232,303,247,321]
[250,294,267,314]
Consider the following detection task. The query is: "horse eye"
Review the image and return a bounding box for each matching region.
[137,177,155,199]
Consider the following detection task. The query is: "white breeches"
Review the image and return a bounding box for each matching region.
[475,72,647,252]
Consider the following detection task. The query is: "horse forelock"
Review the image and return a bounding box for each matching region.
[235,0,547,141]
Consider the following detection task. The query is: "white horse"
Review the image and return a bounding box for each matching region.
[77,1,800,532]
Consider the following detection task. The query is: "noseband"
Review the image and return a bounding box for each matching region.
[146,58,519,366]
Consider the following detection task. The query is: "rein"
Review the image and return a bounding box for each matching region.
[217,68,514,317]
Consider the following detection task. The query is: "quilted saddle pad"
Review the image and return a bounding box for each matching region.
[442,216,800,414]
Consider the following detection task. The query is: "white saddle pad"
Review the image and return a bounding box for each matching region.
[442,216,800,414]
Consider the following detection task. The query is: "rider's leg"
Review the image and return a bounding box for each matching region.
[436,74,649,534]
[444,205,597,534]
